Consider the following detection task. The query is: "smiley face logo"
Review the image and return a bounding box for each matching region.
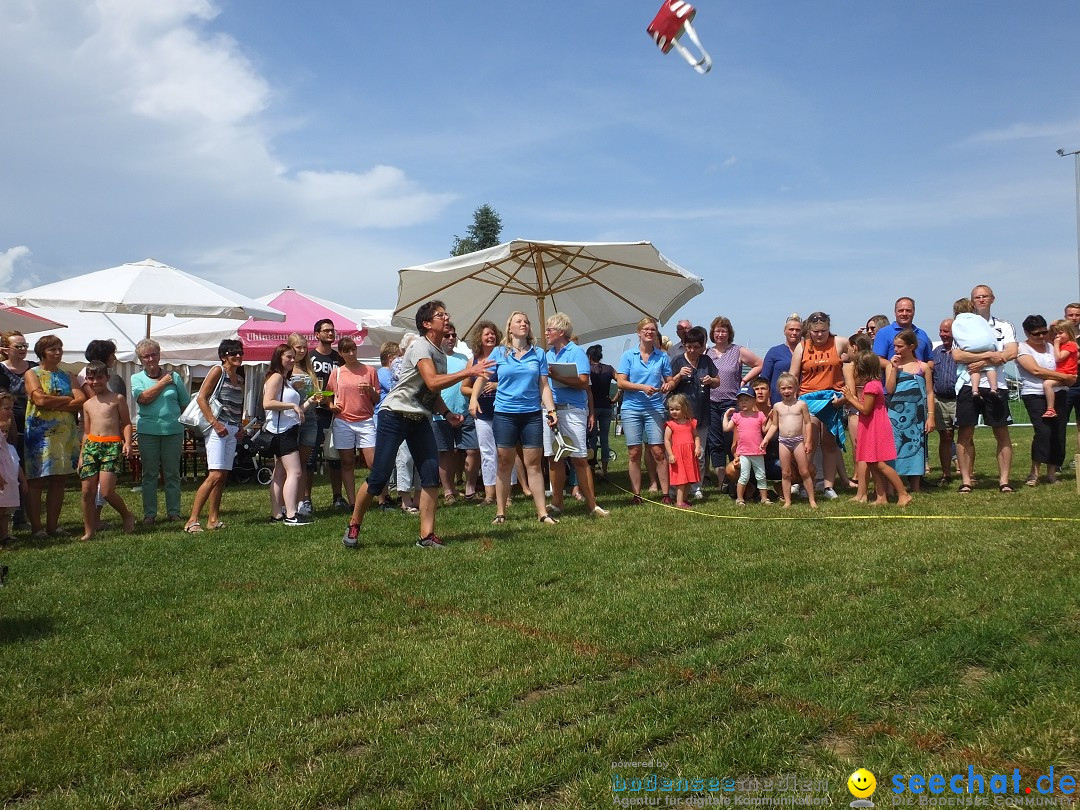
[847,768,877,799]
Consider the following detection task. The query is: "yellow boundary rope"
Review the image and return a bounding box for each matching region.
[605,480,1080,522]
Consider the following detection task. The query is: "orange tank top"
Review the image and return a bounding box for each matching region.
[799,336,843,395]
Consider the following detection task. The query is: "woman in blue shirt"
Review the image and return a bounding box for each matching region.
[490,311,558,526]
[617,317,674,504]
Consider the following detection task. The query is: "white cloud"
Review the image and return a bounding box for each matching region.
[0,247,31,290]
[961,119,1080,146]
[0,0,452,293]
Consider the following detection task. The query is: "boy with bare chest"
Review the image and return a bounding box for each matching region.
[80,361,135,540]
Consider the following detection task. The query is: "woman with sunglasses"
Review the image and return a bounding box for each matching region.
[0,332,37,527]
[185,339,247,533]
[1015,315,1075,485]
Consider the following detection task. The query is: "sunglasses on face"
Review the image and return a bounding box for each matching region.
[1029,329,1048,337]
[224,351,244,358]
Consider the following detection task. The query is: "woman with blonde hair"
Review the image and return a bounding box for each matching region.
[617,316,675,504]
[489,311,559,525]
[287,333,320,518]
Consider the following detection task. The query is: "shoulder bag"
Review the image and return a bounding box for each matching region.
[178,367,225,433]
[320,366,341,461]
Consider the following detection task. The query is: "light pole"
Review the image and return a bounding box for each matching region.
[1057,147,1080,299]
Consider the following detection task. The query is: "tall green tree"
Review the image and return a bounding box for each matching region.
[451,204,503,256]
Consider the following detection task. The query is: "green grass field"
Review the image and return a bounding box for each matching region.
[2,427,1078,809]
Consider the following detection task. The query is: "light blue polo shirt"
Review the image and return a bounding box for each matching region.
[491,345,548,413]
[617,347,671,412]
[546,342,590,410]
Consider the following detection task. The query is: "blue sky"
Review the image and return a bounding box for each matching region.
[3,0,1080,351]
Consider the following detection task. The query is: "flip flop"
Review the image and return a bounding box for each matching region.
[184,522,203,533]
[207,521,225,530]
[491,515,506,525]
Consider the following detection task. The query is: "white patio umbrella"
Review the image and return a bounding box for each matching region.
[392,240,704,345]
[10,258,285,339]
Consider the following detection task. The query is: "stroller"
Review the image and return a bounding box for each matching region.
[230,421,274,485]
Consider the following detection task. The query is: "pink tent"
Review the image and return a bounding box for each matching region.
[237,288,364,361]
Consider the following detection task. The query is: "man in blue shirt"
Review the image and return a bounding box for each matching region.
[930,317,958,485]
[873,297,933,362]
[544,313,609,518]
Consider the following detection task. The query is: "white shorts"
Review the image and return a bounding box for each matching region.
[332,417,376,450]
[542,405,588,459]
[204,424,238,471]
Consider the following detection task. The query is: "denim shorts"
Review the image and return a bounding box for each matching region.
[493,410,543,449]
[621,408,665,446]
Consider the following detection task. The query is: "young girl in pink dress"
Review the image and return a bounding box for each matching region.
[842,352,911,507]
[664,394,702,509]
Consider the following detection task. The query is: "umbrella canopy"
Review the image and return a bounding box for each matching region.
[236,287,401,360]
[0,303,66,334]
[392,240,704,345]
[10,258,285,338]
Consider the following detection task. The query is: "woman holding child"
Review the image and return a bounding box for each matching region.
[1015,315,1075,485]
[23,335,85,538]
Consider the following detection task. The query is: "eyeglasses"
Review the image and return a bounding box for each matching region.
[139,352,159,361]
[446,333,457,338]
[319,328,336,334]
[10,344,28,350]
[431,312,450,320]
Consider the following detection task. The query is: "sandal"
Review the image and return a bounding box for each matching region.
[998,483,1015,493]
[443,493,457,506]
[400,505,419,515]
[491,515,506,525]
[208,521,225,529]
[957,484,973,494]
[184,522,203,533]
[1025,476,1038,487]
[538,514,559,525]
[477,498,495,507]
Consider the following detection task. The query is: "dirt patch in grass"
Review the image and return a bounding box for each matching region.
[819,732,857,758]
[518,683,576,704]
[959,665,991,688]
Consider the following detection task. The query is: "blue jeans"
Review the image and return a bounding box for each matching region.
[365,411,440,496]
[589,408,613,462]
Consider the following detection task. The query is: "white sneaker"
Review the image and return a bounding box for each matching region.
[297,499,313,518]
[693,489,704,500]
[822,487,838,500]
[591,506,610,517]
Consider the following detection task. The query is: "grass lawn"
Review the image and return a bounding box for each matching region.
[2,426,1078,809]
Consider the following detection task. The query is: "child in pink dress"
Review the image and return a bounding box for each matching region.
[664,394,702,509]
[842,351,911,507]
[722,386,772,506]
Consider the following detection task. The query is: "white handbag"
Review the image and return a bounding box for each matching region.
[178,369,225,433]
[321,367,341,460]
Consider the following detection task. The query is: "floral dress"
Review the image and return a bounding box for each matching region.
[24,368,79,478]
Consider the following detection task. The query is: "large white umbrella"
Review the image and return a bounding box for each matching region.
[392,240,704,345]
[10,258,285,338]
